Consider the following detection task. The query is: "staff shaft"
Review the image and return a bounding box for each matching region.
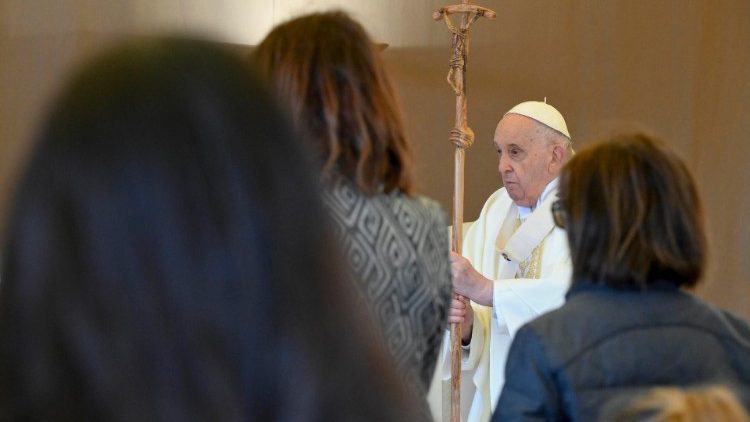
[450,150,464,422]
[450,9,470,422]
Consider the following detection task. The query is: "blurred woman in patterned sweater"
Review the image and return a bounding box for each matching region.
[254,11,452,404]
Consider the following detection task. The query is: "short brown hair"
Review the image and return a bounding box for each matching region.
[559,132,706,289]
[253,11,414,195]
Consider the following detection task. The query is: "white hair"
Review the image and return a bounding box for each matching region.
[536,120,574,159]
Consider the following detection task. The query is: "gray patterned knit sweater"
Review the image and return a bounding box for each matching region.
[322,176,452,395]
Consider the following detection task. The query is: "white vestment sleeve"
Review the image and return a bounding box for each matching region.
[462,303,489,370]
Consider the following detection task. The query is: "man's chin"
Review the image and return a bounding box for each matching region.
[508,192,534,208]
[505,187,521,200]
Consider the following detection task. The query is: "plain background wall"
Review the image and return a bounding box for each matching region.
[1,0,748,320]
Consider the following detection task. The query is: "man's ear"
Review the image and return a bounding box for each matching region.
[549,143,564,172]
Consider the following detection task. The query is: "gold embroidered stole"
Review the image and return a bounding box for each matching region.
[515,215,546,279]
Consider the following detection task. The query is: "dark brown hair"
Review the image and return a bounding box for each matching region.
[559,132,706,289]
[253,11,414,195]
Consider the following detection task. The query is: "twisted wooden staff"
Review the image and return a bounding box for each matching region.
[433,1,495,421]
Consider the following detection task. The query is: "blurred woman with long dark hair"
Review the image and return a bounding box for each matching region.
[0,38,422,421]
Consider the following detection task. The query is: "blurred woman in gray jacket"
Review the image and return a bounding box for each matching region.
[493,132,750,421]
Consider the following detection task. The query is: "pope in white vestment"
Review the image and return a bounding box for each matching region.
[428,101,574,422]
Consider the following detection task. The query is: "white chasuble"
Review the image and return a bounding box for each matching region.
[429,179,572,422]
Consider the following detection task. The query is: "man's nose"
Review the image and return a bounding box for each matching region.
[498,154,512,173]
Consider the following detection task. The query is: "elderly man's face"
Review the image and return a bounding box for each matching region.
[494,114,559,207]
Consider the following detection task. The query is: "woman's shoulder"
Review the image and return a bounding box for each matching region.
[391,193,448,226]
[523,286,750,363]
[408,194,446,215]
[692,301,750,348]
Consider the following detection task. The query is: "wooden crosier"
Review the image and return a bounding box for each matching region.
[433,1,495,421]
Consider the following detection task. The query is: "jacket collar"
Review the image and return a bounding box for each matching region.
[566,279,680,300]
